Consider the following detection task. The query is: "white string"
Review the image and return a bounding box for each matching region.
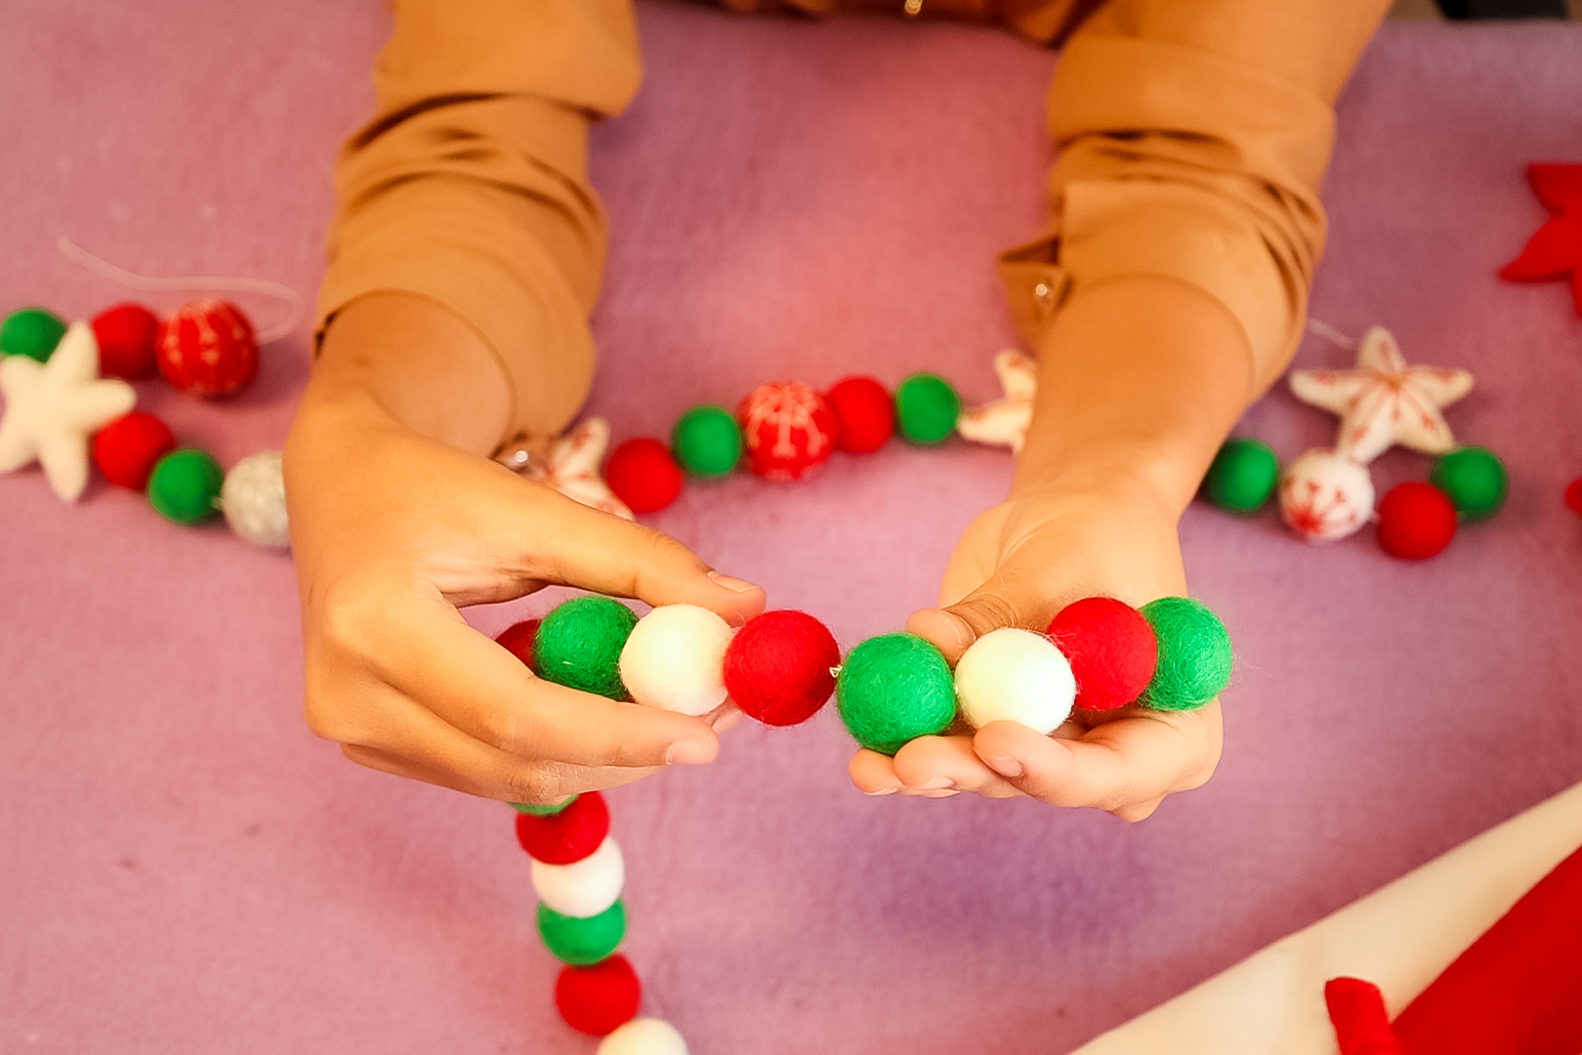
[1305,317,1355,351]
[56,236,305,345]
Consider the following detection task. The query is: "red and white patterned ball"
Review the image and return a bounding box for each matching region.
[157,298,258,398]
[736,380,837,481]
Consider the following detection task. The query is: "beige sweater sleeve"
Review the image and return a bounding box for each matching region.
[316,0,643,444]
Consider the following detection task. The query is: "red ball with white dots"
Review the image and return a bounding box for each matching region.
[723,609,840,726]
[824,375,893,453]
[556,955,641,1035]
[156,298,258,398]
[605,437,684,513]
[1047,597,1158,711]
[1377,481,1457,559]
[93,412,176,490]
[92,302,160,379]
[737,380,837,481]
[514,790,609,864]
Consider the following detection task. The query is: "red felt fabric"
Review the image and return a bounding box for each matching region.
[555,954,641,1036]
[1325,977,1402,1055]
[723,609,840,727]
[1499,163,1582,316]
[823,375,894,454]
[156,299,258,398]
[514,791,609,865]
[1047,597,1158,712]
[495,619,541,673]
[605,437,684,514]
[1376,482,1457,560]
[91,302,160,380]
[91,411,176,491]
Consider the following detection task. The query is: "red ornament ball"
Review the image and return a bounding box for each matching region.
[496,619,541,673]
[824,376,894,454]
[1377,481,1457,560]
[91,302,160,379]
[515,789,609,865]
[156,298,258,398]
[92,412,176,491]
[606,438,684,514]
[1047,597,1158,711]
[737,380,837,481]
[723,609,840,726]
[555,954,641,1036]
[1566,477,1582,516]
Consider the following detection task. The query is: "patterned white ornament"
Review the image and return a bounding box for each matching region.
[957,349,1037,453]
[220,450,290,549]
[1279,447,1375,542]
[598,1018,689,1055]
[1289,326,1473,464]
[0,322,136,502]
[497,417,633,521]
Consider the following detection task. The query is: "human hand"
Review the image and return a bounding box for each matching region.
[846,483,1222,821]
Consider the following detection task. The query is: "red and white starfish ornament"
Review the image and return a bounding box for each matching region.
[956,349,1036,453]
[498,417,634,521]
[1288,326,1473,465]
[1500,162,1582,316]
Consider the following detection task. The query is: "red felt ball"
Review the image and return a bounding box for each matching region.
[92,412,176,491]
[737,380,838,481]
[496,619,541,673]
[1377,481,1458,560]
[1047,597,1158,712]
[1566,477,1582,516]
[824,375,894,454]
[156,298,258,398]
[555,955,641,1036]
[606,438,684,514]
[91,302,160,379]
[515,789,609,865]
[723,610,840,726]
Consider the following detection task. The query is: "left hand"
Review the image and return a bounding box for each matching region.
[847,482,1223,822]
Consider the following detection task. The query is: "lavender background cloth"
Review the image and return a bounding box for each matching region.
[2,2,1581,1052]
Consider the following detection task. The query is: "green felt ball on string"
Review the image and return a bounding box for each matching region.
[1138,597,1232,712]
[147,449,224,525]
[537,900,628,966]
[836,633,956,756]
[511,795,579,817]
[535,597,639,699]
[894,373,961,445]
[1430,446,1508,521]
[1204,438,1280,513]
[1,307,67,362]
[671,405,742,478]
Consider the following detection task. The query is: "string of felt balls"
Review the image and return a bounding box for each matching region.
[490,591,1232,1051]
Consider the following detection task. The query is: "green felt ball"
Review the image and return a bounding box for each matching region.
[511,795,579,816]
[1204,438,1280,513]
[535,597,639,699]
[1138,597,1232,712]
[1,307,67,362]
[537,900,627,966]
[147,449,224,525]
[1430,446,1508,521]
[835,633,956,756]
[894,373,961,445]
[671,405,742,478]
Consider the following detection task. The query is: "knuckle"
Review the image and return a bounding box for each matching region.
[500,764,560,807]
[316,578,389,660]
[950,591,1023,637]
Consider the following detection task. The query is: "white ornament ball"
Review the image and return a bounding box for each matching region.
[954,627,1076,735]
[1278,447,1375,542]
[220,450,289,548]
[597,1018,690,1055]
[619,604,733,716]
[531,836,625,918]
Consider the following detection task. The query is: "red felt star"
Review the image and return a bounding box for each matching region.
[1500,163,1582,315]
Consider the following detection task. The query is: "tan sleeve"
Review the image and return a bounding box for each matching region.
[316,0,643,443]
[1000,0,1391,394]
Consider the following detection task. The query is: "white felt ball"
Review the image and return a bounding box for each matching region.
[597,1018,690,1055]
[954,627,1075,735]
[531,836,625,918]
[1278,447,1375,542]
[220,450,290,548]
[619,604,733,716]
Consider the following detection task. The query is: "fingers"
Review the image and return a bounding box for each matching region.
[342,738,661,805]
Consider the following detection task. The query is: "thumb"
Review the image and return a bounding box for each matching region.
[906,547,1060,665]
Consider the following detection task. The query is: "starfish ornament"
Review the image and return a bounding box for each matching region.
[1500,163,1582,316]
[1288,326,1473,465]
[497,417,634,521]
[0,321,136,502]
[957,349,1037,453]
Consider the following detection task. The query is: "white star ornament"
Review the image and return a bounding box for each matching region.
[1288,326,1473,465]
[0,322,136,502]
[957,349,1037,453]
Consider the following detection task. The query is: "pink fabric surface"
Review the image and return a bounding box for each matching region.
[2,3,1581,1052]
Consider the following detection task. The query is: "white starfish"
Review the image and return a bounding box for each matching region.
[497,417,634,521]
[0,322,136,502]
[1289,326,1473,465]
[957,349,1037,453]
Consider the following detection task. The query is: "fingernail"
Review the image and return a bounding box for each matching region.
[983,755,1023,778]
[864,787,900,796]
[707,571,760,593]
[940,611,973,649]
[665,740,714,766]
[909,776,954,791]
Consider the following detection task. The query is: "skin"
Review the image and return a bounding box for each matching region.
[286,273,1259,815]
